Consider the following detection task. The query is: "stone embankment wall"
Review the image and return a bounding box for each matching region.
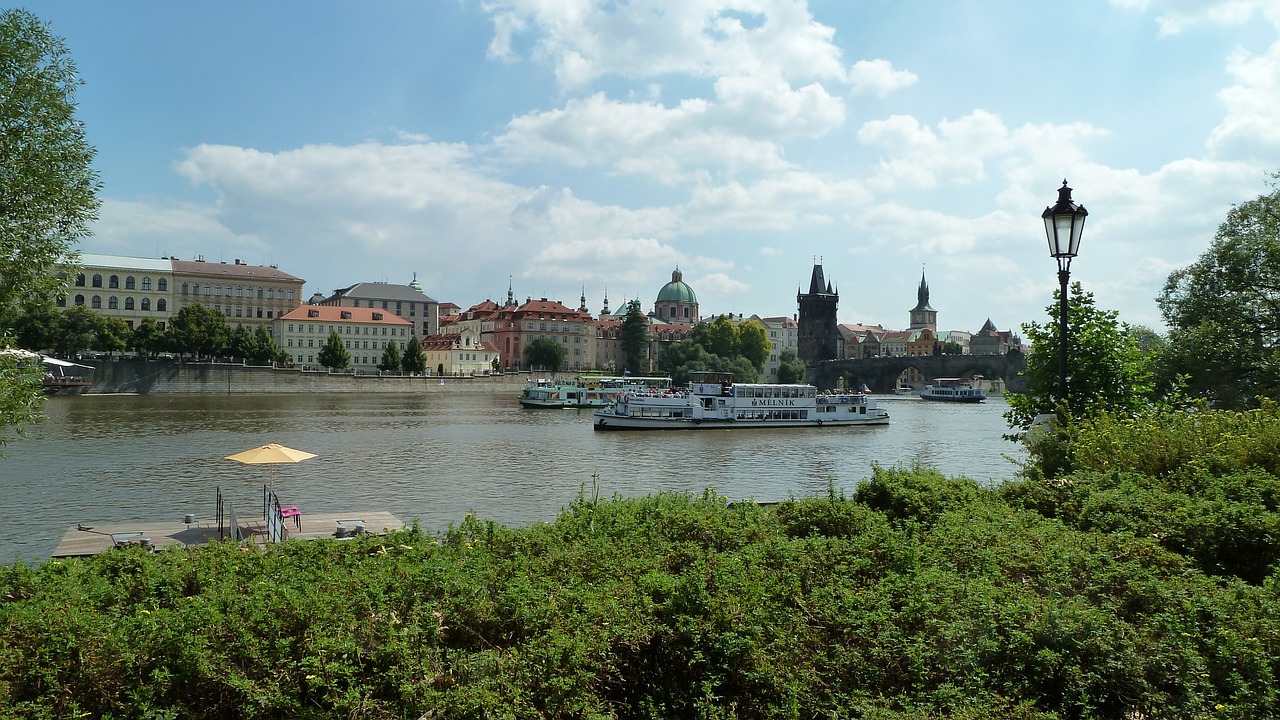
[85,360,527,395]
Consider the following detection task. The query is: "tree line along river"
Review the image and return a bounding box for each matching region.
[0,388,1024,563]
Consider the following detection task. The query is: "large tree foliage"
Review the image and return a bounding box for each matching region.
[1005,281,1155,433]
[661,314,771,384]
[1157,172,1280,408]
[0,10,100,438]
[167,304,229,361]
[619,300,649,373]
[523,337,566,372]
[776,348,806,384]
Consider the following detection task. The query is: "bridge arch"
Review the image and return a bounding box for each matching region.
[812,351,1026,394]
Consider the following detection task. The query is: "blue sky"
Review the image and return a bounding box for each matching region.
[22,0,1280,334]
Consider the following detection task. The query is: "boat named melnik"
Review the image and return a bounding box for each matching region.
[593,372,890,431]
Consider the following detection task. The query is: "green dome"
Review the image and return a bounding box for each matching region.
[656,268,697,304]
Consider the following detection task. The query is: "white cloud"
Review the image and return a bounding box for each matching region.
[848,59,918,97]
[1118,0,1280,36]
[1207,41,1280,155]
[482,0,849,89]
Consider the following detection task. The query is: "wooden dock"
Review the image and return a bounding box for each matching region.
[51,511,405,558]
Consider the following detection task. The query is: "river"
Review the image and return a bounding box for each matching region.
[0,388,1025,563]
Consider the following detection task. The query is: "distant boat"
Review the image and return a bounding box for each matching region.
[920,377,986,403]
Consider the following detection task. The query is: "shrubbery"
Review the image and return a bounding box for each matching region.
[4,408,1280,718]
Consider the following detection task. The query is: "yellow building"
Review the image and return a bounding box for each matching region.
[276,305,413,372]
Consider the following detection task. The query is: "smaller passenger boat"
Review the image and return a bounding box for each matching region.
[920,377,987,403]
[519,375,672,409]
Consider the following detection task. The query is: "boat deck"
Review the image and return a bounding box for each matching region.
[50,511,405,558]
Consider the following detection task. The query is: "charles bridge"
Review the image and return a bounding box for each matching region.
[811,351,1028,394]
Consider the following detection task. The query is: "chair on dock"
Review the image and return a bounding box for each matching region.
[279,505,302,532]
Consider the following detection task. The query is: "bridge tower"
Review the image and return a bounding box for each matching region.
[909,267,937,332]
[797,260,841,366]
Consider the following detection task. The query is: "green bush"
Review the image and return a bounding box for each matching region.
[4,437,1280,718]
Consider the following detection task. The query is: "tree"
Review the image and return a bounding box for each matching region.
[248,325,285,366]
[1157,172,1280,408]
[131,319,164,358]
[401,336,426,374]
[167,304,229,360]
[776,348,806,384]
[53,304,98,357]
[620,300,649,373]
[95,315,130,359]
[0,10,100,438]
[227,325,254,362]
[6,297,59,352]
[317,331,350,371]
[1005,281,1155,433]
[524,338,567,372]
[378,340,402,372]
[735,320,771,372]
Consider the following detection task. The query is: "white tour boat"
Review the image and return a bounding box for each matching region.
[593,372,890,431]
[519,375,672,409]
[919,377,987,403]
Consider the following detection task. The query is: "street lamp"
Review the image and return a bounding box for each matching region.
[1042,179,1088,404]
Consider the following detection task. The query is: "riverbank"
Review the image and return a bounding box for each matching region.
[78,359,530,394]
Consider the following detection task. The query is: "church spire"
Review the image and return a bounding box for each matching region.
[506,276,514,307]
[579,284,589,313]
[601,286,610,316]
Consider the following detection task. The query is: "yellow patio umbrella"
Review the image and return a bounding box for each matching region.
[224,443,317,492]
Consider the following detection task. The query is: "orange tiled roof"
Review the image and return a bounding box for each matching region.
[279,306,412,325]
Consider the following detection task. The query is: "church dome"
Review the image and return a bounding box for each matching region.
[656,268,697,304]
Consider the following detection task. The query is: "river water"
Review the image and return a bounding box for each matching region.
[0,387,1025,563]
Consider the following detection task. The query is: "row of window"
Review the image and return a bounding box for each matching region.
[181,283,294,301]
[62,295,169,312]
[351,299,419,316]
[287,324,409,336]
[75,274,169,291]
[525,322,583,332]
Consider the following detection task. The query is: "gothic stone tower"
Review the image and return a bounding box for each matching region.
[797,261,841,366]
[909,268,937,332]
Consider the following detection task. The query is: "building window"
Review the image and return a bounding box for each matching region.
[91,295,101,309]
[236,286,243,298]
[141,298,151,311]
[141,277,151,290]
[215,285,222,297]
[107,296,119,309]
[157,299,167,311]
[288,290,294,301]
[204,284,211,296]
[92,274,102,288]
[75,274,85,287]
[257,288,263,299]
[125,276,136,290]
[56,296,66,307]
[74,295,84,306]
[125,297,135,310]
[181,282,188,295]
[109,275,119,289]
[158,278,167,291]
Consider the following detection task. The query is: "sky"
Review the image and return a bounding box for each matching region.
[19,0,1280,334]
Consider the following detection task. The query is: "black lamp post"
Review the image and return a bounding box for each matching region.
[1042,180,1088,405]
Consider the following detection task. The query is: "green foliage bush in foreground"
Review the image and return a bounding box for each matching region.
[4,409,1280,718]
